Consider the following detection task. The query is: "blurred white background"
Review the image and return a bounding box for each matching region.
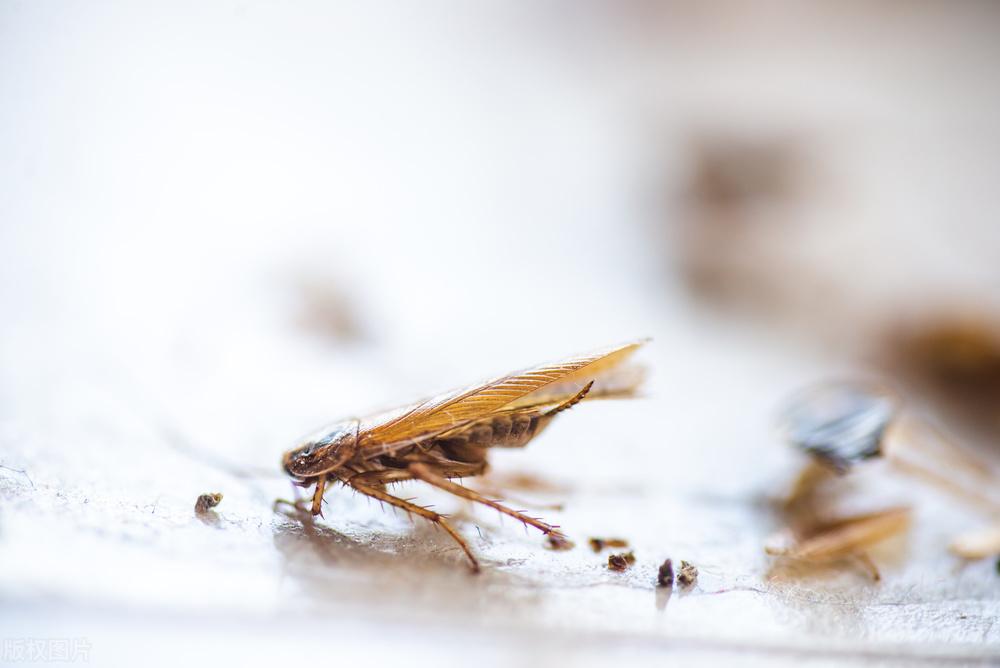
[3,2,1000,665]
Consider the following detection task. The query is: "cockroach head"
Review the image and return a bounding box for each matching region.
[282,419,359,479]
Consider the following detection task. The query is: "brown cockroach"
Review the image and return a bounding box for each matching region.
[280,340,647,572]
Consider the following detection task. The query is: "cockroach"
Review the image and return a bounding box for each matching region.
[280,340,647,572]
[777,381,1000,511]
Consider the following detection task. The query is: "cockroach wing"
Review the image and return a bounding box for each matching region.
[362,340,647,446]
[505,346,646,410]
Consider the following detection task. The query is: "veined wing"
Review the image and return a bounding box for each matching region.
[361,339,647,447]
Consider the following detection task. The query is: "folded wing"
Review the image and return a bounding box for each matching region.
[363,339,647,447]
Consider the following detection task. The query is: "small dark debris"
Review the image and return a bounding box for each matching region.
[608,550,636,572]
[677,560,698,587]
[657,558,674,587]
[589,537,629,552]
[608,555,628,571]
[195,492,223,513]
[545,533,575,551]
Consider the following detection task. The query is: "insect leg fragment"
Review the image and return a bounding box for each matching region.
[347,477,480,573]
[408,462,566,541]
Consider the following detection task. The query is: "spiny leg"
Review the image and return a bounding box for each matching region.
[347,477,480,573]
[347,468,415,487]
[408,462,567,541]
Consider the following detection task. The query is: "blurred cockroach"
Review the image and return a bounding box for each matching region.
[778,380,1000,510]
[280,340,647,572]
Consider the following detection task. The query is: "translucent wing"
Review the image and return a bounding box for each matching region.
[362,339,647,446]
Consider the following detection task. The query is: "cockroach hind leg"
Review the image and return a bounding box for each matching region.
[348,477,480,573]
[408,463,566,544]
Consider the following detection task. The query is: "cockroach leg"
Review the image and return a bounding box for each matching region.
[347,477,480,573]
[274,478,311,515]
[311,474,328,517]
[347,469,415,487]
[408,462,567,542]
[273,497,311,515]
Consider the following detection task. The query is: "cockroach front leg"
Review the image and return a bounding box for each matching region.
[309,474,329,517]
[275,474,329,516]
[347,476,480,573]
[408,462,568,543]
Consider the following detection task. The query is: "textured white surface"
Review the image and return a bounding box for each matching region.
[2,2,1000,665]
